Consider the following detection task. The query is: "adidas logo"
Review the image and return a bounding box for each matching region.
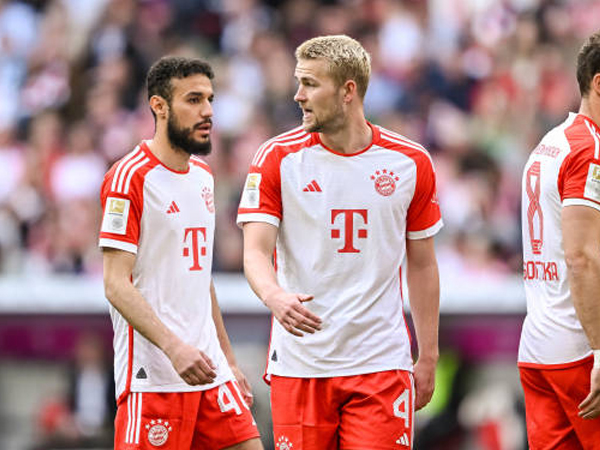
[136,367,148,379]
[396,433,410,447]
[303,180,322,192]
[166,201,180,214]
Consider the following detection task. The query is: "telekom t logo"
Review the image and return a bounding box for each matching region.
[183,227,207,271]
[330,209,368,253]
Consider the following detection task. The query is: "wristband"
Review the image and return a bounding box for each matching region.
[594,350,600,369]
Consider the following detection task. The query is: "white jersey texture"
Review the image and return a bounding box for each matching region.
[519,113,600,367]
[99,142,233,401]
[237,123,443,378]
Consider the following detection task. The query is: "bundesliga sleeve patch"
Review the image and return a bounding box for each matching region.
[584,163,600,202]
[101,197,130,235]
[240,173,261,209]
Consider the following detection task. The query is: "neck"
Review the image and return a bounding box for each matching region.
[148,127,190,172]
[579,96,600,128]
[319,109,372,155]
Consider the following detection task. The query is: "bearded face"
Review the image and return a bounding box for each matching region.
[167,109,212,156]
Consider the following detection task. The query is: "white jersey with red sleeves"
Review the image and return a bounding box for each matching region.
[99,141,233,400]
[237,123,443,378]
[519,113,600,367]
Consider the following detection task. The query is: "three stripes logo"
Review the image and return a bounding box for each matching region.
[166,201,180,214]
[396,433,410,447]
[303,180,322,192]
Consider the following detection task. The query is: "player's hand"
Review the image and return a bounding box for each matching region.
[265,291,322,337]
[167,342,217,386]
[231,365,254,407]
[579,367,600,419]
[413,356,437,410]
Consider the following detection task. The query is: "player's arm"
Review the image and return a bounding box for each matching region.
[210,280,254,406]
[242,221,322,336]
[102,248,217,385]
[405,236,440,410]
[562,204,600,419]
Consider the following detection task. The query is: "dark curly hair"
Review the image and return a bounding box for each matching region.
[146,56,214,105]
[577,31,600,97]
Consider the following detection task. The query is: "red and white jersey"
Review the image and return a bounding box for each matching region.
[99,141,233,400]
[519,113,600,367]
[237,123,442,378]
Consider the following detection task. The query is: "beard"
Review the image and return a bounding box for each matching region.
[302,100,345,134]
[167,112,212,156]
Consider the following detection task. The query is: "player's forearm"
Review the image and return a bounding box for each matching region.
[243,248,286,306]
[406,262,440,361]
[104,277,182,356]
[566,248,600,349]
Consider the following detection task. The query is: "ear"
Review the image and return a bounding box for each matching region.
[149,95,168,119]
[592,73,600,97]
[342,80,358,104]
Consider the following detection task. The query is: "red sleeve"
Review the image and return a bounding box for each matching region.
[406,153,443,238]
[98,164,145,254]
[237,148,283,227]
[559,150,600,207]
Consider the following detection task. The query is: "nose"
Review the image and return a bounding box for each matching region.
[201,99,213,118]
[294,84,306,103]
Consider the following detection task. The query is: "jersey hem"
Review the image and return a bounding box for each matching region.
[517,353,592,370]
[237,213,281,228]
[99,238,138,254]
[407,219,443,239]
[266,364,414,379]
[124,374,234,394]
[563,198,600,212]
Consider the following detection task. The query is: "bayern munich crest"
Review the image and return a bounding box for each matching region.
[145,419,172,447]
[371,169,399,196]
[201,187,215,213]
[276,435,293,450]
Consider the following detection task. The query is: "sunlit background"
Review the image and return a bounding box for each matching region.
[0,0,598,449]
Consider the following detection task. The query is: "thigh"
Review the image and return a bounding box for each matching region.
[270,376,339,450]
[193,380,260,449]
[339,370,414,450]
[519,367,582,450]
[114,391,197,449]
[544,360,600,450]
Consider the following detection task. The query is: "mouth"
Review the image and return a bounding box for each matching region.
[194,122,212,134]
[301,108,313,119]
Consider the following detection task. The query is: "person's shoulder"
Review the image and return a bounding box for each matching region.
[563,113,600,157]
[102,143,155,196]
[375,125,433,163]
[251,126,312,167]
[189,155,212,174]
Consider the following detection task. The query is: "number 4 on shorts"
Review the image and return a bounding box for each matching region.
[217,382,250,415]
[393,389,410,428]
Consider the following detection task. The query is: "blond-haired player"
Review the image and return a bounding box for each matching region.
[238,35,442,449]
[519,31,600,449]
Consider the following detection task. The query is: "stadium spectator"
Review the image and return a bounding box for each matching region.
[0,0,596,279]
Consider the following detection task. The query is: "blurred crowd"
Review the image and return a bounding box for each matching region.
[0,0,597,277]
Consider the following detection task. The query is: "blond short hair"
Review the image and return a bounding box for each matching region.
[295,35,371,99]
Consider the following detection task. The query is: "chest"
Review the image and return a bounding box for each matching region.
[280,149,417,218]
[141,168,215,238]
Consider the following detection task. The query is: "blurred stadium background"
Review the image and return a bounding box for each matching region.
[0,0,597,448]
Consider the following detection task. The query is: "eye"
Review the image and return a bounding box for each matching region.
[188,97,200,104]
